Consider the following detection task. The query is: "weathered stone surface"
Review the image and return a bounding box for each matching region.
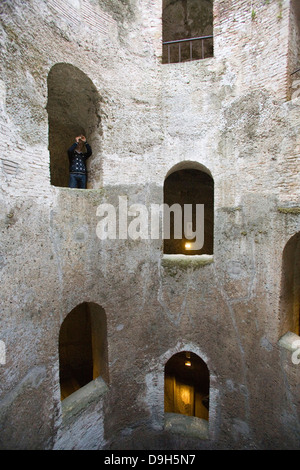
[0,0,300,451]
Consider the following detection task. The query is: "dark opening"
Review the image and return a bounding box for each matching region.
[162,0,213,64]
[165,351,209,420]
[280,233,300,336]
[47,63,101,188]
[59,302,108,400]
[163,167,214,255]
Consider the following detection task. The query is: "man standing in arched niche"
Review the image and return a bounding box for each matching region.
[68,135,92,189]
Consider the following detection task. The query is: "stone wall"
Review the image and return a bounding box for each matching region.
[0,0,300,450]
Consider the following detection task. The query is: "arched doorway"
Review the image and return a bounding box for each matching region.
[280,233,300,336]
[58,302,108,400]
[47,63,101,188]
[164,351,209,420]
[163,163,214,255]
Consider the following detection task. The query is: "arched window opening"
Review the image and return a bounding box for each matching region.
[163,165,214,255]
[280,233,300,337]
[162,0,213,64]
[59,302,108,400]
[164,351,209,421]
[47,63,101,188]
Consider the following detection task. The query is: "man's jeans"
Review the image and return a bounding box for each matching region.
[69,173,87,189]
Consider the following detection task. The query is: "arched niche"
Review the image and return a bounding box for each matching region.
[280,233,300,336]
[163,162,214,255]
[47,63,102,188]
[58,302,109,400]
[164,351,209,420]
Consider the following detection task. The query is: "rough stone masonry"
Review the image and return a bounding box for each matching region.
[0,0,300,450]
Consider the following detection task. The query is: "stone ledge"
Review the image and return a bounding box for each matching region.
[164,412,209,440]
[52,186,105,195]
[162,254,214,269]
[278,331,300,352]
[61,376,108,420]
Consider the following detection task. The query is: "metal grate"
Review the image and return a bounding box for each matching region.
[163,35,213,64]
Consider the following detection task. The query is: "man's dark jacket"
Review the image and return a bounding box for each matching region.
[68,142,92,174]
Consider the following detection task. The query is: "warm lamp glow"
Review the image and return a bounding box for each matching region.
[185,360,191,367]
[185,242,191,249]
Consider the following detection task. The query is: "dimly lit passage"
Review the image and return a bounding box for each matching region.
[59,302,108,400]
[47,63,101,187]
[165,351,209,420]
[162,0,213,64]
[280,232,300,336]
[163,167,214,255]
